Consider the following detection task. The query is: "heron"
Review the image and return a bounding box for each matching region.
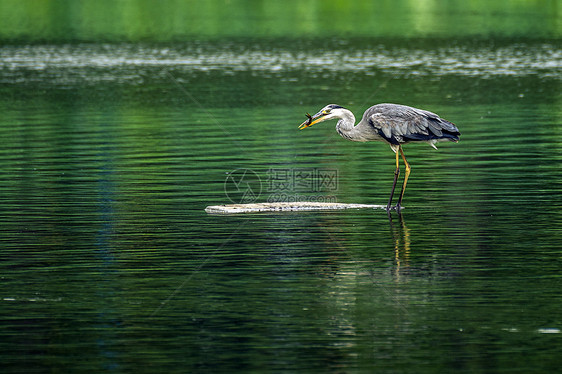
[298,103,460,211]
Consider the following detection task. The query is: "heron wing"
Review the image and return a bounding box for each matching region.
[364,104,460,144]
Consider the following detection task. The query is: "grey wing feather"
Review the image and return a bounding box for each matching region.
[364,104,460,144]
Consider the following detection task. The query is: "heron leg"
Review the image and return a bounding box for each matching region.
[396,146,411,210]
[387,149,400,210]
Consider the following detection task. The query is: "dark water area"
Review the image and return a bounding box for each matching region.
[1,2,562,372]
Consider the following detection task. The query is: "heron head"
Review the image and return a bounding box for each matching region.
[298,104,345,130]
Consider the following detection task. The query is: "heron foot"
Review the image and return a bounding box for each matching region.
[385,205,404,212]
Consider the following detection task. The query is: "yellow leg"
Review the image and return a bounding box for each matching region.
[396,146,411,210]
[387,149,400,210]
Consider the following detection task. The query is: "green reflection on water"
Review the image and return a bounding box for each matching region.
[0,0,561,41]
[1,60,561,371]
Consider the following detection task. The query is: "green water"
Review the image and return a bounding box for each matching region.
[1,1,562,373]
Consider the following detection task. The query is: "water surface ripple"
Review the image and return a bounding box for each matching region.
[1,43,560,85]
[1,37,561,373]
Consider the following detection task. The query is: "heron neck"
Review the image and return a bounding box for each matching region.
[335,109,357,139]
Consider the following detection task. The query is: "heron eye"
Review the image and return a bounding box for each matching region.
[323,110,330,115]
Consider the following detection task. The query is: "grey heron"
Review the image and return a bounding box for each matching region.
[299,103,460,211]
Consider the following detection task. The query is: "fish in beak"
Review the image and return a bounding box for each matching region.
[299,111,328,130]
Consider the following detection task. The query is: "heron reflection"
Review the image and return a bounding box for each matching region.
[388,211,410,282]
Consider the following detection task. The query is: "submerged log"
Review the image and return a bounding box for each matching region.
[205,202,385,214]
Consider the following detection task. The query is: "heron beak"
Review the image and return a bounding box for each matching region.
[298,111,327,130]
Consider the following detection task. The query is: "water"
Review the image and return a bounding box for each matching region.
[1,8,562,374]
